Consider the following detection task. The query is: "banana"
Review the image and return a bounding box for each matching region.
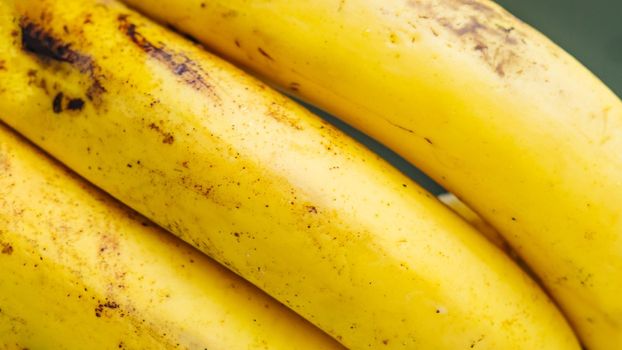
[437,193,508,252]
[119,0,622,348]
[0,0,580,348]
[438,192,545,288]
[0,124,344,349]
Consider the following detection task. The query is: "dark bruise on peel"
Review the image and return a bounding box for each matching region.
[305,205,318,214]
[52,92,85,113]
[67,98,85,111]
[19,18,106,104]
[148,122,175,144]
[1,243,13,255]
[117,14,214,95]
[52,92,63,113]
[409,0,524,77]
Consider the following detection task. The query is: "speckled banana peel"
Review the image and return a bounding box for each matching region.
[0,121,344,349]
[0,0,579,349]
[0,123,344,349]
[120,0,622,348]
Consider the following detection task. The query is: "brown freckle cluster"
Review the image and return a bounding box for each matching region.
[67,98,85,110]
[52,92,63,113]
[148,122,175,144]
[410,0,523,78]
[94,300,120,318]
[19,18,107,103]
[1,242,13,255]
[117,14,215,96]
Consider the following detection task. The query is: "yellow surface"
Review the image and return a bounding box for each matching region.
[0,0,578,349]
[0,122,342,349]
[121,0,622,348]
[438,193,510,252]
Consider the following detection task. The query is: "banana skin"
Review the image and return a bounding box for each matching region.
[0,123,344,349]
[120,0,622,348]
[438,193,510,253]
[0,0,579,349]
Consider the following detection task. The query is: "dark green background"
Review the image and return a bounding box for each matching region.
[308,0,622,195]
[497,0,622,97]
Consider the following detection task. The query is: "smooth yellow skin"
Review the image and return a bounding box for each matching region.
[0,125,344,349]
[0,0,579,348]
[438,193,510,253]
[121,0,622,348]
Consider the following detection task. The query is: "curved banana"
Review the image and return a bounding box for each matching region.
[438,193,508,251]
[120,0,622,348]
[0,122,342,349]
[0,0,579,349]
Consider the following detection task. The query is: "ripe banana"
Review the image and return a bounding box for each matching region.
[438,193,508,252]
[0,0,579,348]
[0,122,343,349]
[120,0,622,348]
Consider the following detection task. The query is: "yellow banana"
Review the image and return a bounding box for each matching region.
[0,123,343,349]
[0,0,579,348]
[120,0,622,348]
[438,192,544,286]
[437,193,508,251]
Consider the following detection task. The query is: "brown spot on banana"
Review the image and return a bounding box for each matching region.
[117,14,216,98]
[1,242,13,255]
[258,47,274,61]
[67,98,85,111]
[19,18,107,103]
[408,0,526,78]
[94,300,120,318]
[305,205,318,214]
[52,92,86,113]
[147,122,175,144]
[52,92,63,113]
[266,101,303,130]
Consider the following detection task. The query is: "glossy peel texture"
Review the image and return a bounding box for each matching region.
[121,0,622,348]
[0,1,578,349]
[0,122,343,349]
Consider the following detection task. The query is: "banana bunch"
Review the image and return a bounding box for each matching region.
[438,193,510,253]
[0,0,610,348]
[0,123,342,349]
[117,0,622,349]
